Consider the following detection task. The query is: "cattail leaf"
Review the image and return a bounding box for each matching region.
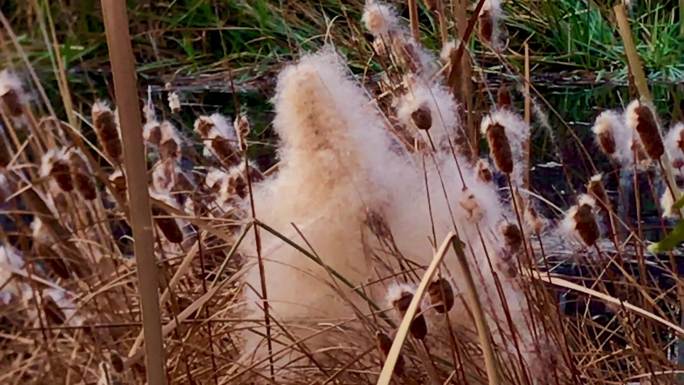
[648,220,684,253]
[672,195,684,211]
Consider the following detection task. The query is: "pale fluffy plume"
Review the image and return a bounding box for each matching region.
[0,244,26,304]
[665,122,684,170]
[592,110,632,166]
[362,0,398,38]
[660,189,677,219]
[362,0,436,77]
[440,40,457,63]
[241,48,533,375]
[396,75,461,149]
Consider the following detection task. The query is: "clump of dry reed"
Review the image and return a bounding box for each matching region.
[1,1,683,385]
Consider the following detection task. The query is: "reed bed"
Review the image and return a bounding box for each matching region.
[0,1,683,385]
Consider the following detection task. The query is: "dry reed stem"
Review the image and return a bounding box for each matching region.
[523,43,531,190]
[100,2,167,385]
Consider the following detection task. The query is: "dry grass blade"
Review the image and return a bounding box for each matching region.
[100,2,167,385]
[376,232,456,385]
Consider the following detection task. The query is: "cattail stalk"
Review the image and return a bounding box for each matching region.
[100,3,167,385]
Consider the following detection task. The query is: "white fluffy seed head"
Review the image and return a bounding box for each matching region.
[362,0,398,38]
[385,282,416,308]
[660,190,676,219]
[480,108,530,183]
[440,40,457,63]
[396,76,461,149]
[665,122,684,169]
[167,91,181,113]
[592,110,633,166]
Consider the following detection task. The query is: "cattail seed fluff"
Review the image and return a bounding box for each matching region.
[626,100,663,160]
[0,70,24,117]
[501,223,522,253]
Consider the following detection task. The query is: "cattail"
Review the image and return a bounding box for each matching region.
[586,174,610,212]
[108,170,127,199]
[388,284,427,340]
[194,115,214,138]
[234,114,250,151]
[482,122,513,174]
[92,101,122,162]
[439,40,456,63]
[152,159,177,193]
[427,278,454,313]
[375,331,404,375]
[525,206,544,234]
[479,10,494,44]
[626,100,663,160]
[40,149,73,193]
[411,103,432,131]
[150,191,184,244]
[664,122,684,169]
[362,0,398,39]
[501,223,522,253]
[212,136,239,165]
[143,120,161,146]
[69,149,96,200]
[660,189,677,219]
[497,84,512,109]
[565,195,600,247]
[110,351,124,373]
[0,70,24,117]
[476,159,493,183]
[478,0,502,47]
[459,190,484,221]
[167,91,181,113]
[159,121,181,160]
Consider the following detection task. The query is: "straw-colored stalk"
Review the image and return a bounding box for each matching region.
[100,2,167,385]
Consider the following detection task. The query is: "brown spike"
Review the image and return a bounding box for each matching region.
[428,278,454,313]
[392,291,428,340]
[634,105,664,159]
[1,89,23,117]
[497,84,512,109]
[375,331,404,375]
[69,151,96,200]
[486,122,513,174]
[411,104,432,131]
[50,158,74,193]
[152,206,184,244]
[479,10,493,44]
[573,204,599,247]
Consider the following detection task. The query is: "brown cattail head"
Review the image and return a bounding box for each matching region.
[586,174,610,212]
[212,136,240,166]
[569,195,599,247]
[501,223,522,253]
[375,331,404,375]
[428,278,454,313]
[628,101,663,159]
[194,116,214,138]
[484,122,513,174]
[150,193,184,244]
[390,287,427,340]
[476,159,493,183]
[234,114,251,151]
[109,351,125,373]
[525,206,544,234]
[92,101,122,162]
[159,121,181,160]
[143,121,162,146]
[109,170,127,199]
[0,70,24,117]
[50,155,74,193]
[677,127,684,153]
[152,159,177,193]
[411,103,432,131]
[597,130,616,155]
[479,10,493,44]
[69,150,96,200]
[497,84,512,109]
